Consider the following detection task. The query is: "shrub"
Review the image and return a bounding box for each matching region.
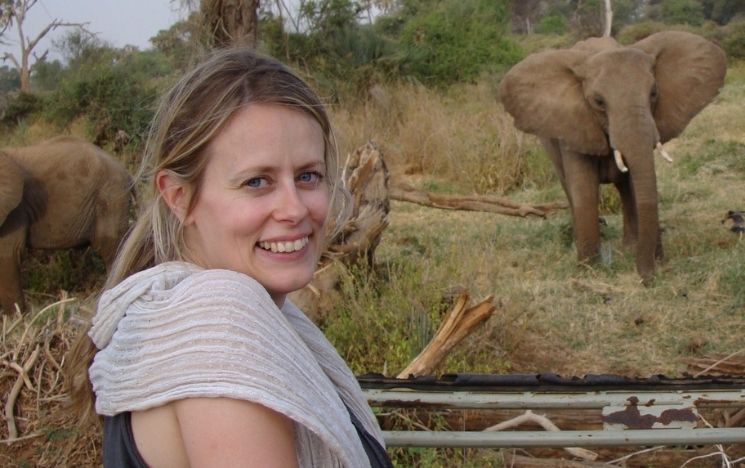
[1,91,42,126]
[535,15,569,35]
[397,0,521,86]
[43,48,164,146]
[723,17,745,59]
[617,20,670,44]
[659,0,706,26]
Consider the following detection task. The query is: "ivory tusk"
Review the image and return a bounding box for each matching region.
[614,149,629,173]
[656,142,673,163]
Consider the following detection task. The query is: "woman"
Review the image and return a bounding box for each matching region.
[67,48,390,467]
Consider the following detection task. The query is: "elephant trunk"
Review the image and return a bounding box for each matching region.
[629,159,659,283]
[609,112,660,283]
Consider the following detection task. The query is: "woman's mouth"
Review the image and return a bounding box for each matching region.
[258,236,309,253]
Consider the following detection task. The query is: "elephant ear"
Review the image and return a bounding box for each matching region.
[499,49,609,156]
[0,153,25,226]
[632,31,727,143]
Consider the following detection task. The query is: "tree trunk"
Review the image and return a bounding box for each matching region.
[200,0,260,48]
[603,0,613,37]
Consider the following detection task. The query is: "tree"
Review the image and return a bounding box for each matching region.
[603,0,613,36]
[509,0,545,34]
[0,0,89,92]
[200,0,260,48]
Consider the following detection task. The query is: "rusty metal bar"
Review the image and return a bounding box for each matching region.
[363,388,745,409]
[383,428,745,447]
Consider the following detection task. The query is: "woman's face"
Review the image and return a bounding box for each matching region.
[182,103,330,306]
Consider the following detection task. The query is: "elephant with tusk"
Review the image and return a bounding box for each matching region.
[0,136,133,313]
[498,31,726,283]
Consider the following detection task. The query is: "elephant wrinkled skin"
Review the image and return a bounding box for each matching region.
[0,136,132,313]
[498,31,727,283]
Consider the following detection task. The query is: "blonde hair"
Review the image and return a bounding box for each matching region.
[67,48,346,422]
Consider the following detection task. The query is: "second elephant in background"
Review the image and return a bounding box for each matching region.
[0,136,132,313]
[499,31,726,283]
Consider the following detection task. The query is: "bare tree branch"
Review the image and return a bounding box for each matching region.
[0,0,91,92]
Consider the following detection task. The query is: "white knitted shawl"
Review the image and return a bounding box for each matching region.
[88,261,383,468]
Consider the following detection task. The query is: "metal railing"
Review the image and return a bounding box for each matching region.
[360,373,745,447]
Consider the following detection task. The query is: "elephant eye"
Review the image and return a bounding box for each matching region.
[650,85,659,102]
[591,94,606,110]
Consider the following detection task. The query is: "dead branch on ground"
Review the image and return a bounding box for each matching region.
[683,351,745,377]
[485,410,598,461]
[397,293,496,378]
[390,181,566,218]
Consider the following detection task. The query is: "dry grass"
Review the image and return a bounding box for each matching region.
[329,80,554,195]
[2,58,745,467]
[1,297,99,466]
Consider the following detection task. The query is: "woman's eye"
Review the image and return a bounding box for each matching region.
[244,177,267,188]
[298,171,323,184]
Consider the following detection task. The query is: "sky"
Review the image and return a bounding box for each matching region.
[1,0,185,63]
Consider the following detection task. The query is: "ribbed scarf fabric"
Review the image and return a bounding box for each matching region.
[88,261,383,468]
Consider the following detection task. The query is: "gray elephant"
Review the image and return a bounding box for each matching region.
[0,136,132,313]
[499,31,727,283]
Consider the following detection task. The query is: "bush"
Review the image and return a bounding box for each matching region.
[397,0,521,86]
[659,0,706,26]
[535,15,568,35]
[723,17,745,59]
[43,48,164,146]
[617,20,670,44]
[1,91,42,126]
[262,3,396,95]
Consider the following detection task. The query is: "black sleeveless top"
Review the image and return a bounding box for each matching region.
[103,407,392,467]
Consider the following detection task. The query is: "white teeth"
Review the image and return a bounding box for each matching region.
[259,237,309,253]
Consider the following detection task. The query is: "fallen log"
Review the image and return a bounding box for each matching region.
[390,181,566,218]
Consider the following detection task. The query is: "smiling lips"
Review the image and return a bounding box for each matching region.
[258,236,309,253]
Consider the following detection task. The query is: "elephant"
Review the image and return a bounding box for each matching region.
[0,136,132,313]
[498,31,727,283]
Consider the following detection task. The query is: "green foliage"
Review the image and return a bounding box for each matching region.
[617,20,671,43]
[535,14,568,35]
[723,16,745,59]
[649,0,706,26]
[22,248,106,297]
[42,33,169,146]
[702,0,745,24]
[150,13,202,71]
[397,0,521,85]
[0,64,19,93]
[30,58,63,92]
[322,261,445,374]
[1,91,41,126]
[262,1,396,94]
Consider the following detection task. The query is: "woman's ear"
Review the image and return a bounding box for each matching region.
[156,169,191,223]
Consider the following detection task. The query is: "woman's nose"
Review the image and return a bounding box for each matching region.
[273,182,309,222]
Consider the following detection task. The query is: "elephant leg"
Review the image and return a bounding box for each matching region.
[0,228,27,314]
[540,138,570,197]
[615,177,638,250]
[562,147,601,262]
